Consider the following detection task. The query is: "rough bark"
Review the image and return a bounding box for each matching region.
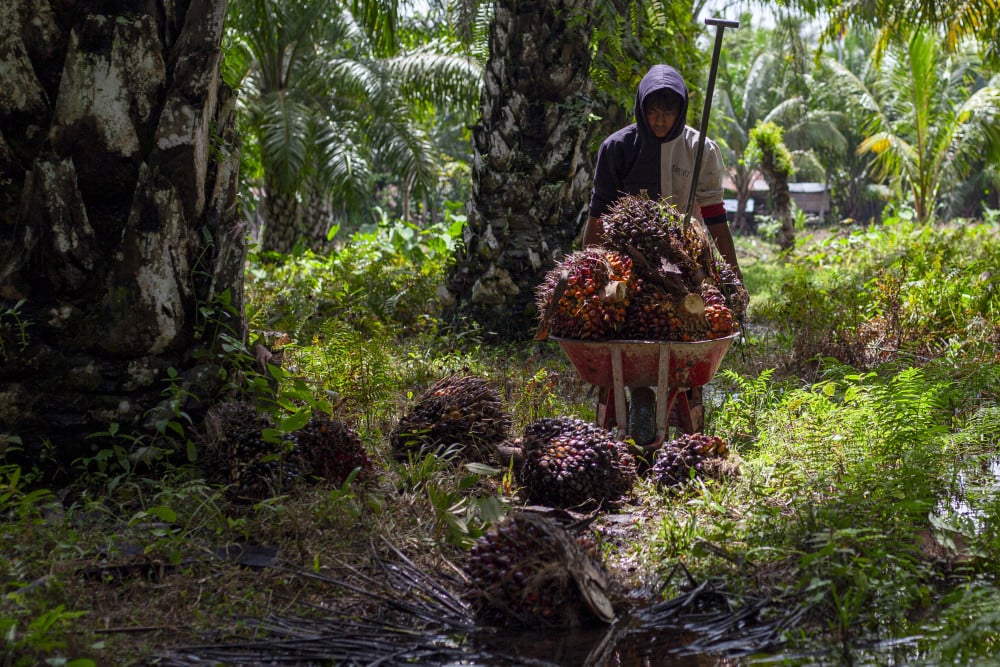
[0,0,243,478]
[260,185,302,255]
[759,153,794,250]
[444,0,598,341]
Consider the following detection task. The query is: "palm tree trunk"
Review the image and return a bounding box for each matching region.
[260,186,302,255]
[445,0,598,341]
[753,129,796,250]
[758,149,794,248]
[303,185,335,250]
[0,0,243,477]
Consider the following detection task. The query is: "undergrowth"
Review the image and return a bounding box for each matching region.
[2,211,1000,665]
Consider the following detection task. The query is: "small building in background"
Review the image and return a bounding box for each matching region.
[723,197,755,228]
[723,171,832,226]
[788,182,831,222]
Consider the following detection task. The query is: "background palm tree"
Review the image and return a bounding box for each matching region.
[748,121,796,248]
[812,26,889,222]
[226,0,481,255]
[817,0,1000,68]
[827,29,1000,223]
[444,0,600,340]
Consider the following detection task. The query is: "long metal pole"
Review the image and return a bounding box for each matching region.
[682,17,740,230]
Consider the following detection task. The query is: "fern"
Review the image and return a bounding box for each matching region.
[286,318,396,432]
[714,367,782,449]
[860,367,949,457]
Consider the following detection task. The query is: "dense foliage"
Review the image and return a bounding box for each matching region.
[4,210,1000,664]
[4,1,1000,664]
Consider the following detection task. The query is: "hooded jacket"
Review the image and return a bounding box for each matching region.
[588,64,727,224]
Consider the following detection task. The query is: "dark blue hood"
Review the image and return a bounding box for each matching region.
[635,64,689,143]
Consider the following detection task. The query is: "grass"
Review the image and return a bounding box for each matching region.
[3,212,1000,665]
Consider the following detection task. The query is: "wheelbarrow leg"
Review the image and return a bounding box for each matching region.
[666,387,704,434]
[597,386,614,429]
[595,347,628,440]
[610,346,627,439]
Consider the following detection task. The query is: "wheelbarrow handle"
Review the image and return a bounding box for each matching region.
[682,16,740,230]
[705,17,740,28]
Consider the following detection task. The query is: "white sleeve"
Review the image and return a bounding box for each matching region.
[695,139,726,207]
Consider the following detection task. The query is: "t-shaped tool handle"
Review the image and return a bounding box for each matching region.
[682,17,741,229]
[705,17,740,28]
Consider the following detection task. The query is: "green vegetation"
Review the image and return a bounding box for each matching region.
[3,209,1000,664]
[3,3,1000,665]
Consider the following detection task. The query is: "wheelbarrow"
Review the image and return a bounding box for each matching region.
[552,334,737,451]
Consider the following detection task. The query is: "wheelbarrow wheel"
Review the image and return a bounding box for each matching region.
[627,387,657,446]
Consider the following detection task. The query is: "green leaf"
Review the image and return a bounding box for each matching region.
[464,462,501,476]
[147,506,178,523]
[278,408,311,432]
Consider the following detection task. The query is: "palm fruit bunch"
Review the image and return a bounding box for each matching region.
[648,432,735,489]
[463,512,619,627]
[200,401,301,501]
[701,281,738,339]
[597,194,746,341]
[601,195,717,294]
[389,373,512,463]
[718,261,750,322]
[534,246,637,340]
[623,285,680,339]
[291,414,374,486]
[517,417,637,508]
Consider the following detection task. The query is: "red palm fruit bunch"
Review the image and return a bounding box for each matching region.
[463,511,620,627]
[648,432,737,489]
[700,282,738,339]
[598,193,748,341]
[535,247,636,340]
[517,417,637,508]
[623,283,676,339]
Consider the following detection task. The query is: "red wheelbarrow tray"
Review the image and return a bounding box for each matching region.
[551,333,738,450]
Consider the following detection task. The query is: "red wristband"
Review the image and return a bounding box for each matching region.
[700,202,726,219]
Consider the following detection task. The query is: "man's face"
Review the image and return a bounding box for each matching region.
[645,105,679,139]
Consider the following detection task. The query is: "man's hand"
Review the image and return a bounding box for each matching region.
[583,216,603,247]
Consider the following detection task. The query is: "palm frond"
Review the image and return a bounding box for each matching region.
[762,97,807,126]
[385,45,483,111]
[741,52,778,125]
[310,119,373,213]
[258,92,312,192]
[950,83,1000,167]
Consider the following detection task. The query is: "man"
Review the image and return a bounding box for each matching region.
[584,63,742,438]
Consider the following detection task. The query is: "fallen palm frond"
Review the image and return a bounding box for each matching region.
[156,526,798,665]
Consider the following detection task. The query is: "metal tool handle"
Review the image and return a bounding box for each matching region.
[682,16,740,230]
